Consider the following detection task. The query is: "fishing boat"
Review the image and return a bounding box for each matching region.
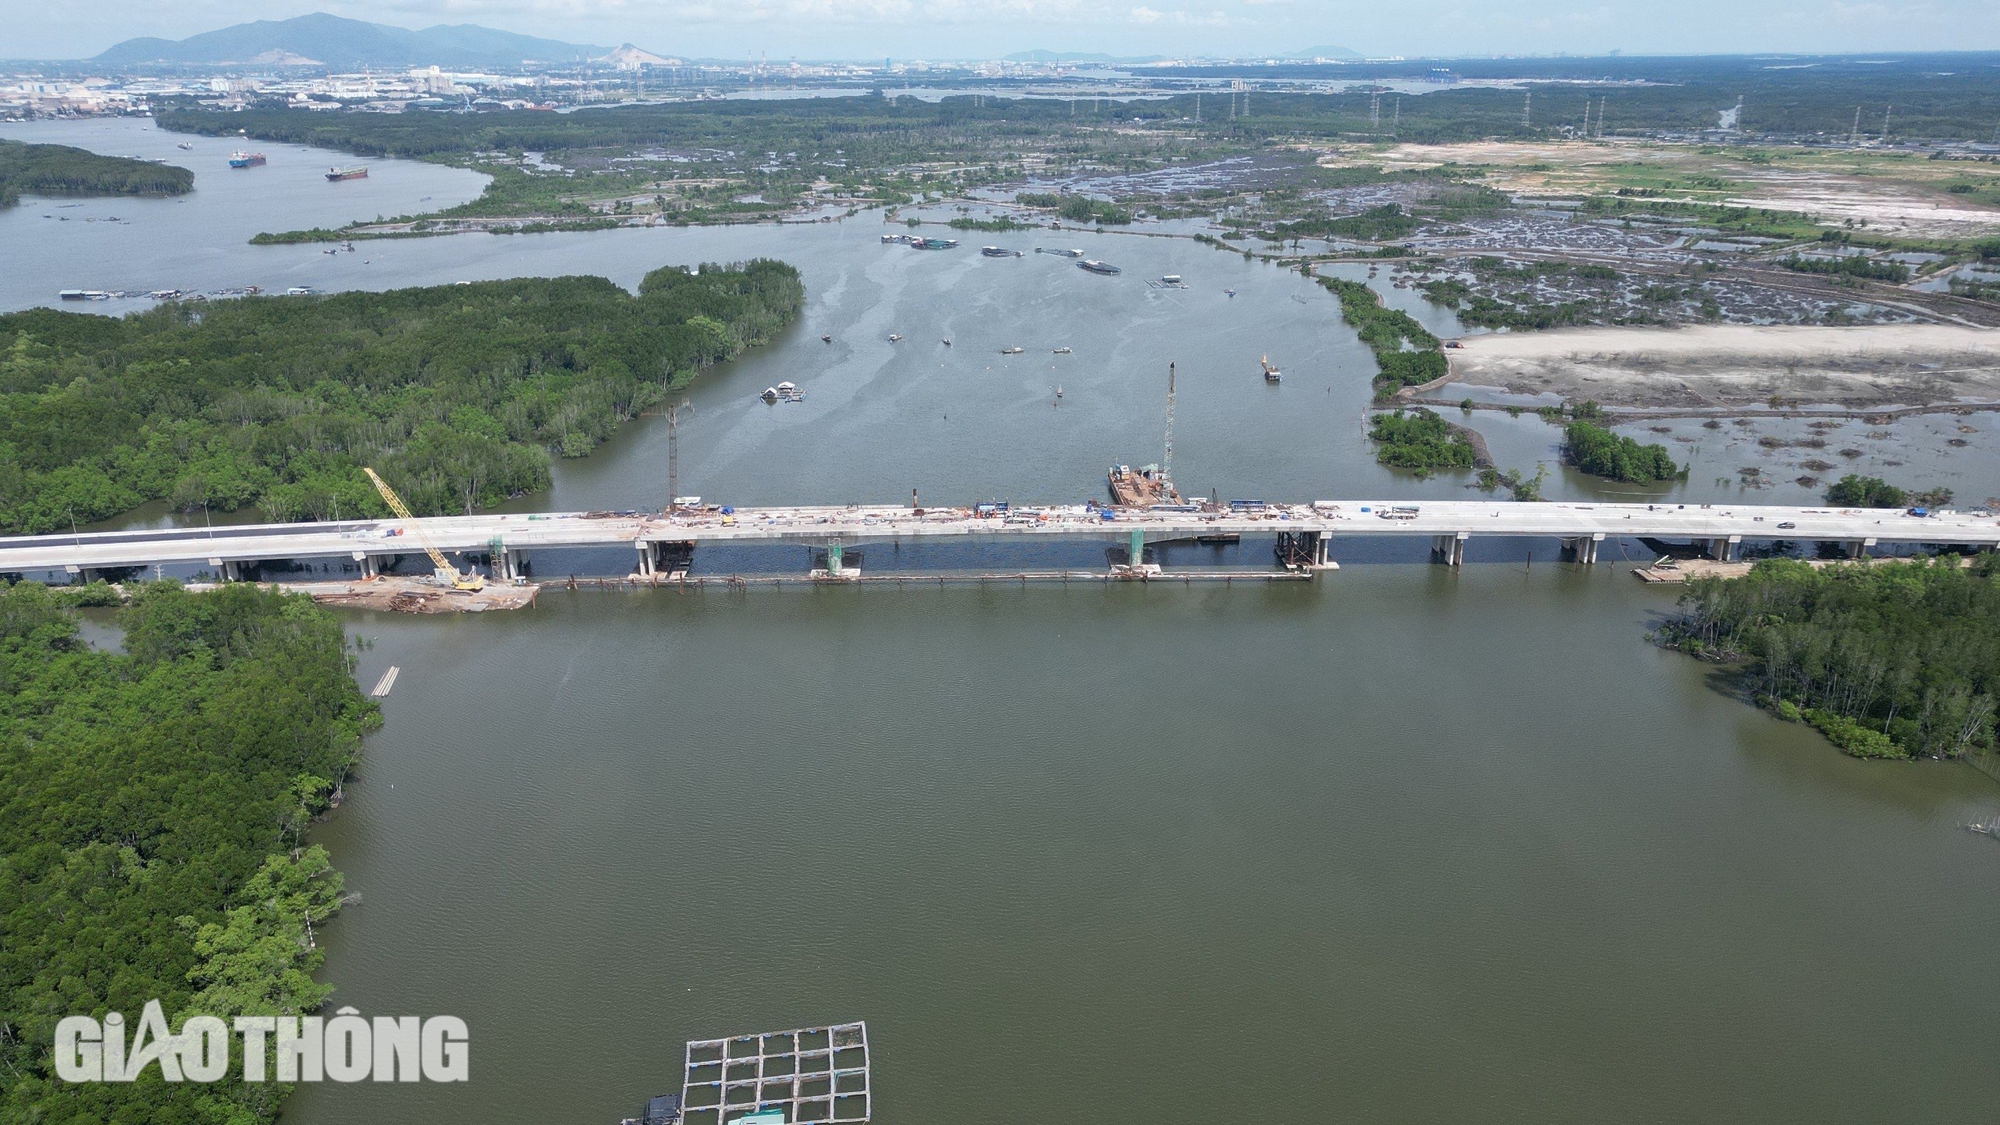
[1055,386,1064,398]
[888,334,904,342]
[821,334,832,343]
[941,338,952,346]
[1036,247,1085,258]
[981,246,1021,257]
[1079,260,1121,275]
[176,142,195,150]
[1000,346,1024,355]
[227,151,266,168]
[760,387,780,403]
[1261,355,1282,383]
[1052,346,1071,354]
[325,166,368,181]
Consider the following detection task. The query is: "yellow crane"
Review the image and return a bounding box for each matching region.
[362,468,485,591]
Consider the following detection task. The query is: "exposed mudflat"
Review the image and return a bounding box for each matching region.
[1447,324,2000,408]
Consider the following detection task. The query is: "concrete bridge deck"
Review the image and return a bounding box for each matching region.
[4,499,1997,581]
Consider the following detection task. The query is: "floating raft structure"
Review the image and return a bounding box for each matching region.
[675,1021,870,1125]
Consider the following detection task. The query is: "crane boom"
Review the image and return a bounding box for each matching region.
[362,468,485,591]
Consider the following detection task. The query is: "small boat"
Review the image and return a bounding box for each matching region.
[1052,346,1071,354]
[821,334,832,343]
[1079,260,1121,275]
[1000,346,1024,355]
[176,142,194,150]
[1225,289,1236,298]
[760,387,780,403]
[942,338,952,346]
[325,166,368,181]
[888,334,904,342]
[981,246,1021,258]
[1055,386,1064,398]
[1261,355,1282,383]
[227,151,266,168]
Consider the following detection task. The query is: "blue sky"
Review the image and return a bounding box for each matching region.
[7,0,2000,61]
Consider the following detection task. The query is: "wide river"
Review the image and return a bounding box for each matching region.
[8,119,2000,1124]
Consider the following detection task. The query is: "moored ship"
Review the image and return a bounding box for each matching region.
[325,166,369,181]
[1078,259,1121,275]
[1107,464,1181,507]
[228,151,266,168]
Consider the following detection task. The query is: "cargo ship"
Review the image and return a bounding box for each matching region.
[981,246,1022,257]
[1078,259,1121,275]
[1107,464,1181,507]
[325,166,369,181]
[228,151,266,168]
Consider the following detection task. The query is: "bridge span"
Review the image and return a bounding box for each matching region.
[5,499,1997,584]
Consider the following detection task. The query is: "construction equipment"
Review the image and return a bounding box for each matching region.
[361,468,485,591]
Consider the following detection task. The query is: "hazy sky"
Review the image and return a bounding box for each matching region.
[7,0,2000,61]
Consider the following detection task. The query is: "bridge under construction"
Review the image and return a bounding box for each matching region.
[4,498,1997,590]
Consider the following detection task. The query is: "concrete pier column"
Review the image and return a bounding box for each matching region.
[353,551,377,579]
[1314,532,1331,569]
[826,542,845,576]
[1451,532,1469,567]
[1706,535,1741,562]
[505,549,524,582]
[1128,527,1145,567]
[636,540,656,576]
[1843,538,1875,559]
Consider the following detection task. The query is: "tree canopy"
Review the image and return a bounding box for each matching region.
[1563,421,1684,483]
[0,582,375,1122]
[1662,556,2000,761]
[0,140,193,208]
[0,261,803,533]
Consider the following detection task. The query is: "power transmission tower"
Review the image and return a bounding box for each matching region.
[1523,90,1532,129]
[1163,362,1176,492]
[1884,104,1893,140]
[1393,96,1400,130]
[1370,89,1380,130]
[1851,105,1862,145]
[643,400,695,508]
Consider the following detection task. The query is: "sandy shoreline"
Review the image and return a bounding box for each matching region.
[1446,324,2000,408]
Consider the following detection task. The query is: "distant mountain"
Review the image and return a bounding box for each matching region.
[598,44,679,70]
[1283,45,1363,61]
[94,13,608,69]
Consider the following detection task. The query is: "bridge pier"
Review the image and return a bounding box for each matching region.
[1705,535,1741,562]
[1561,534,1606,566]
[1432,532,1468,567]
[353,552,378,579]
[1842,538,1876,559]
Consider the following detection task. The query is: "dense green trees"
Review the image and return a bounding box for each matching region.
[1563,421,1684,483]
[1319,277,1448,393]
[1367,408,1475,470]
[1662,556,2000,760]
[1266,203,1415,243]
[0,140,193,208]
[1015,192,1133,225]
[0,582,374,1122]
[1826,474,1908,508]
[1779,255,1911,283]
[0,261,803,533]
